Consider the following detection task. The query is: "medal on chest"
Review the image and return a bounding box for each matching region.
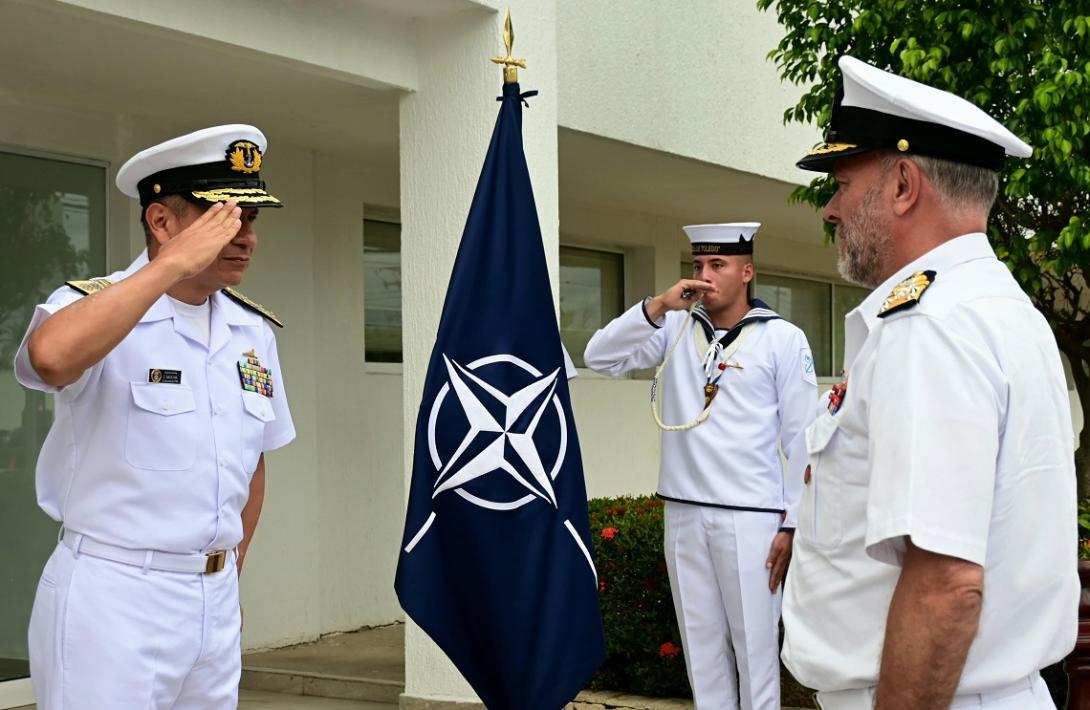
[828,372,848,415]
[237,349,275,398]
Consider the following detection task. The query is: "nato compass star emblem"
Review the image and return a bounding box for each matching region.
[402,353,596,583]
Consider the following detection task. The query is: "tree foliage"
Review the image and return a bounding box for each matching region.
[757,0,1090,494]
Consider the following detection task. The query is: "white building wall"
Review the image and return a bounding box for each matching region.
[557,0,816,187]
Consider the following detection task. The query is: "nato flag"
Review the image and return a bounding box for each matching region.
[394,82,605,709]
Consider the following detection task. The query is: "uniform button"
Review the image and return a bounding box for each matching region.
[804,465,812,485]
[162,401,173,411]
[207,358,214,366]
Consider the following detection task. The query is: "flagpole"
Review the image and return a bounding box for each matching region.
[489,7,526,83]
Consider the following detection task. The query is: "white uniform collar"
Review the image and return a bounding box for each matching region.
[115,249,263,328]
[842,232,996,369]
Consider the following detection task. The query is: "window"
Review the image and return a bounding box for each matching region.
[755,274,833,377]
[363,218,402,363]
[560,246,625,368]
[0,149,106,682]
[833,284,870,372]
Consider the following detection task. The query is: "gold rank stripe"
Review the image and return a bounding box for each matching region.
[222,287,285,328]
[191,188,282,204]
[66,277,113,295]
[806,142,859,156]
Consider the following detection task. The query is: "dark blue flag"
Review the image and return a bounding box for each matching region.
[394,82,605,709]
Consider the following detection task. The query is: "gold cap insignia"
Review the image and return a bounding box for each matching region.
[226,140,262,174]
[878,270,936,318]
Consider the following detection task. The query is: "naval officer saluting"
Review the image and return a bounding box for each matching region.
[15,124,296,709]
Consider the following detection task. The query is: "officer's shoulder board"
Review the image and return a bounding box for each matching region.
[877,270,936,318]
[222,288,285,328]
[66,278,113,295]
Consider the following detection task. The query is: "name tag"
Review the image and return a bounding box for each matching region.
[148,369,182,385]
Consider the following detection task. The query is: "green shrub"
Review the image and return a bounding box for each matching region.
[587,495,690,698]
[587,495,815,707]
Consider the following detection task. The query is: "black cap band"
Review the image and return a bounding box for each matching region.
[691,240,754,256]
[137,161,268,206]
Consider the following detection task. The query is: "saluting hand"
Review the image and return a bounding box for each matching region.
[157,201,243,281]
[645,279,718,321]
[766,530,793,592]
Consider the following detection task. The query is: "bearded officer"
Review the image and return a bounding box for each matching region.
[584,224,817,710]
[14,124,296,709]
[781,56,1078,710]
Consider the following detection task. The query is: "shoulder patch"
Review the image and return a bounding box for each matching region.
[878,270,936,319]
[66,278,113,296]
[222,288,284,328]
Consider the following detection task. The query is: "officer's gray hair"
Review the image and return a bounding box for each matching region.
[880,152,998,214]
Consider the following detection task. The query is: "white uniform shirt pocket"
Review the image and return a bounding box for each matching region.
[126,382,198,470]
[802,411,843,549]
[240,391,276,473]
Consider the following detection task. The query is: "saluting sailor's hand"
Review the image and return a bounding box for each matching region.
[157,201,243,280]
[766,530,793,592]
[645,280,718,321]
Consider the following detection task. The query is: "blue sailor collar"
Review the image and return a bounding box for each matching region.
[842,232,997,368]
[691,297,781,345]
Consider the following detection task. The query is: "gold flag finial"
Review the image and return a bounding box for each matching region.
[489,7,526,83]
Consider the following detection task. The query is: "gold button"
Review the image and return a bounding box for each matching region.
[153,184,161,194]
[897,139,910,152]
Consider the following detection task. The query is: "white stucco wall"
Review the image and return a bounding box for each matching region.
[399,0,561,702]
[557,0,817,186]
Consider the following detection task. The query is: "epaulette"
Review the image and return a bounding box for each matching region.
[878,270,936,318]
[222,288,284,328]
[66,278,113,295]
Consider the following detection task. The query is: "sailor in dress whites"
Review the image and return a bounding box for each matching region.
[781,57,1078,710]
[584,223,818,710]
[14,124,296,709]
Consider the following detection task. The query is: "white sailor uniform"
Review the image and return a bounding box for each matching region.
[585,299,817,710]
[14,250,296,709]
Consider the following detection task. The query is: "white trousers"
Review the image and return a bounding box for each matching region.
[664,502,782,710]
[28,542,242,710]
[815,673,1055,709]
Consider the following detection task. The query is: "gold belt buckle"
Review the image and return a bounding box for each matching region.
[204,550,227,574]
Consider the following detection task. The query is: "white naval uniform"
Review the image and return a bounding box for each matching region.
[14,250,296,710]
[585,300,817,710]
[782,233,1078,709]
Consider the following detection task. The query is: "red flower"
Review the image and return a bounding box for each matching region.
[658,642,682,658]
[600,527,619,540]
[598,580,607,592]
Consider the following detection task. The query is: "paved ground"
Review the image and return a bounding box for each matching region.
[17,690,391,710]
[239,689,395,708]
[244,624,403,685]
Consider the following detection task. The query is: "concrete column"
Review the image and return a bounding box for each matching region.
[399,1,558,705]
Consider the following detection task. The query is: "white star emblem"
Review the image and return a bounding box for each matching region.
[433,354,561,507]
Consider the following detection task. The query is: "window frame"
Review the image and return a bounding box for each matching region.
[558,241,630,376]
[0,143,111,266]
[362,209,403,372]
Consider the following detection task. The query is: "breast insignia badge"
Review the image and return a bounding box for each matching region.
[237,349,275,397]
[878,270,936,318]
[828,372,848,415]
